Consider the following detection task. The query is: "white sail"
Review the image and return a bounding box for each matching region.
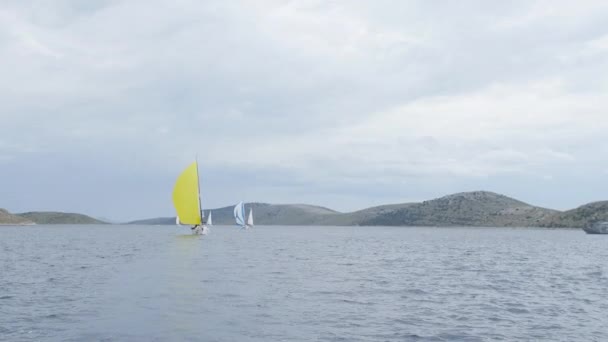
[207,211,213,226]
[234,201,245,226]
[176,216,181,225]
[247,208,254,226]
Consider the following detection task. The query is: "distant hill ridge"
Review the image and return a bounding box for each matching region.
[538,201,608,228]
[362,191,557,227]
[128,203,339,225]
[0,209,34,225]
[129,191,600,228]
[17,212,106,225]
[5,191,608,228]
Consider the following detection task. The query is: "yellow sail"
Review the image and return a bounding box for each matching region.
[172,162,202,225]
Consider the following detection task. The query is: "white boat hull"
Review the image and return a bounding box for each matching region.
[192,225,209,235]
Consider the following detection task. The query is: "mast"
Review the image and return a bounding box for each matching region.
[195,157,203,224]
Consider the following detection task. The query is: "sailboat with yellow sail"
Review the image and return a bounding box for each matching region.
[172,161,208,235]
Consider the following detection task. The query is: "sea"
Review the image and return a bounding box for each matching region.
[1,225,607,341]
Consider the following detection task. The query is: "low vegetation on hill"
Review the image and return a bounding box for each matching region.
[8,191,608,228]
[0,209,34,225]
[17,212,106,224]
[538,201,608,228]
[362,191,557,227]
[129,191,589,228]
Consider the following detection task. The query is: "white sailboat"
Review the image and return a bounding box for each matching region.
[234,201,245,228]
[234,201,253,229]
[207,211,213,226]
[247,208,254,228]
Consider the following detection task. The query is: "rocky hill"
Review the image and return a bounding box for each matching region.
[362,191,557,227]
[0,209,34,225]
[18,212,106,224]
[128,203,339,225]
[539,201,608,228]
[313,203,417,226]
[105,191,608,228]
[129,192,559,227]
[245,203,338,225]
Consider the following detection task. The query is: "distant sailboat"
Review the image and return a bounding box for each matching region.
[247,208,254,228]
[234,201,245,228]
[234,201,253,229]
[172,161,207,235]
[207,211,213,226]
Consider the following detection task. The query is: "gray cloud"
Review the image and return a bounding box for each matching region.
[1,0,608,220]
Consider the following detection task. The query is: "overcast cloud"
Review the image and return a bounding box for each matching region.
[1,0,608,221]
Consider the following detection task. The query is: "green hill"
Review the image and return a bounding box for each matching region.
[126,191,608,228]
[315,203,417,226]
[242,203,338,225]
[131,193,555,227]
[128,203,338,225]
[361,191,557,227]
[539,201,608,228]
[18,212,106,224]
[0,209,34,225]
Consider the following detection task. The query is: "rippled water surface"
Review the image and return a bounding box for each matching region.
[1,225,607,341]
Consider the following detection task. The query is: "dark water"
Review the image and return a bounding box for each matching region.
[1,225,607,341]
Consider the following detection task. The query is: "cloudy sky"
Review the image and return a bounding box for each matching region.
[1,0,608,221]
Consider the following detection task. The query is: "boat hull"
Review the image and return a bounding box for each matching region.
[583,222,608,234]
[192,225,209,235]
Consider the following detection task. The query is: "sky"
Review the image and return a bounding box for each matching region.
[1,0,608,221]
